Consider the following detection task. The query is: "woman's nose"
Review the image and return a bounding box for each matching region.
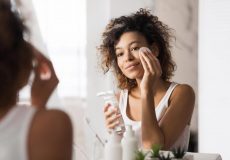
[124,50,134,62]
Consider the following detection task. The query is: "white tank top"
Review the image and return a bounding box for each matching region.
[119,82,190,150]
[0,105,37,160]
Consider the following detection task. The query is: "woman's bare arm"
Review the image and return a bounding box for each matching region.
[141,84,195,149]
[28,109,73,160]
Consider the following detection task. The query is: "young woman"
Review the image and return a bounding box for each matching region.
[98,9,195,150]
[0,1,73,160]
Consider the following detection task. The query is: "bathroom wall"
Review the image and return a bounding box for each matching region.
[199,0,230,159]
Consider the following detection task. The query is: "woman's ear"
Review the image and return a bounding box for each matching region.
[150,44,159,57]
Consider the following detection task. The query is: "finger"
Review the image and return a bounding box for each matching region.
[104,104,116,116]
[146,55,160,76]
[146,47,157,58]
[144,46,157,57]
[32,62,40,80]
[107,120,120,129]
[40,60,59,82]
[32,62,51,81]
[103,104,111,113]
[104,108,117,119]
[33,54,52,79]
[141,49,161,75]
[107,114,122,125]
[140,51,155,73]
[39,62,52,80]
[153,57,162,76]
[139,47,152,55]
[139,51,149,72]
[32,47,56,74]
[139,47,156,61]
[142,48,159,68]
[147,49,162,76]
[143,49,156,66]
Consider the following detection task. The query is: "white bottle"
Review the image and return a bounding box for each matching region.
[121,125,138,160]
[104,131,122,160]
[97,90,125,134]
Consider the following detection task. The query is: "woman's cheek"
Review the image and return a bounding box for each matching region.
[117,60,123,71]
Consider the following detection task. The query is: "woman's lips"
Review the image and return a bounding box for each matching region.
[125,62,140,70]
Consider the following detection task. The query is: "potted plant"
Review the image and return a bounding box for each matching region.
[159,152,172,160]
[172,147,186,160]
[135,150,146,160]
[150,144,161,160]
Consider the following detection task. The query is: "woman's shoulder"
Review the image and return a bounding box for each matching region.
[174,83,195,95]
[171,83,195,104]
[31,108,72,136]
[28,109,73,159]
[35,108,70,119]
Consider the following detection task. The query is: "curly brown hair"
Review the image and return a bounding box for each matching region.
[0,1,33,108]
[98,8,176,90]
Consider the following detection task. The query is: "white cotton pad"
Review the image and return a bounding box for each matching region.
[139,47,152,54]
[40,71,51,80]
[39,62,51,80]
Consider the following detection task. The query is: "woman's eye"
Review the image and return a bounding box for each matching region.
[131,47,140,52]
[116,53,123,57]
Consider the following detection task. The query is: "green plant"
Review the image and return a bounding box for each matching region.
[159,152,172,160]
[150,144,161,158]
[135,150,146,160]
[172,147,186,158]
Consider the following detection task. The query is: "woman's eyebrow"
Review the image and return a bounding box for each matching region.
[115,41,141,50]
[115,47,122,50]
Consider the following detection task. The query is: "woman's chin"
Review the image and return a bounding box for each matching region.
[126,71,144,80]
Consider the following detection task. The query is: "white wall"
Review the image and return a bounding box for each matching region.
[110,0,154,18]
[199,0,230,159]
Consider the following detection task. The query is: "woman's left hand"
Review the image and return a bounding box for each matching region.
[139,47,162,96]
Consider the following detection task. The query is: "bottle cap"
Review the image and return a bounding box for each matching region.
[124,125,134,137]
[97,90,118,107]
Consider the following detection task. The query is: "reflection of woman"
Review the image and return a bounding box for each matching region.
[99,9,195,150]
[0,1,72,160]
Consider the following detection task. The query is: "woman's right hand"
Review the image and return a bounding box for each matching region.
[139,47,162,96]
[30,45,59,108]
[103,103,122,131]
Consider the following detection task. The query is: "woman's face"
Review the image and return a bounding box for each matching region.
[115,31,150,79]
